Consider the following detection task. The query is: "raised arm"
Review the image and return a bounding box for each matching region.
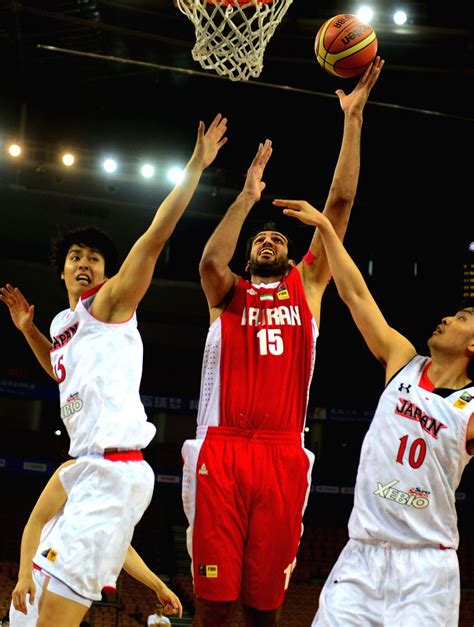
[199,139,273,317]
[273,200,416,381]
[123,546,183,617]
[11,460,74,614]
[0,284,56,380]
[295,57,384,321]
[92,114,228,322]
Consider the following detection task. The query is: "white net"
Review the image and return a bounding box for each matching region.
[176,0,293,81]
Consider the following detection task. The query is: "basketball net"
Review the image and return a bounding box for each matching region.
[176,0,293,81]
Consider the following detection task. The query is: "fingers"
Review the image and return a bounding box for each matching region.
[158,587,183,617]
[12,590,27,613]
[273,199,303,209]
[0,284,17,306]
[162,597,183,617]
[255,139,272,165]
[209,112,223,128]
[249,139,272,170]
[354,55,383,92]
[0,284,29,310]
[208,113,228,137]
[170,595,183,617]
[200,114,228,144]
[364,56,384,87]
[359,59,374,83]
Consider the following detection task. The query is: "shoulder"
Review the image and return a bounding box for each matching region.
[50,308,73,334]
[385,354,424,387]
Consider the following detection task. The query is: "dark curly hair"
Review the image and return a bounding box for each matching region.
[50,225,118,280]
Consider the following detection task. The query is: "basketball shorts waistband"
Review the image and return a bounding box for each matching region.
[103,450,143,462]
[196,425,304,445]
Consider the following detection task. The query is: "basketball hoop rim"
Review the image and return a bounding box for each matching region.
[203,0,274,5]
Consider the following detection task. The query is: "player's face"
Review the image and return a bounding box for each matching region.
[248,231,290,278]
[428,307,474,355]
[62,244,107,299]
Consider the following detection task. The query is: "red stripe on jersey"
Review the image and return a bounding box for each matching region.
[419,360,435,392]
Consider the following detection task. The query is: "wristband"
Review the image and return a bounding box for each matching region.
[303,250,316,265]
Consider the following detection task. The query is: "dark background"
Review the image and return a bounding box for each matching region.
[0,0,473,581]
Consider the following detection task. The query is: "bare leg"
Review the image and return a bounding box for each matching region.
[241,603,283,627]
[37,589,89,627]
[193,597,236,627]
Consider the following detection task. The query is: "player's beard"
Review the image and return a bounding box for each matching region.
[248,257,290,278]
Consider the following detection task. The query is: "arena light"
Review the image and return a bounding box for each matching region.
[393,10,407,25]
[356,5,374,23]
[102,158,118,174]
[62,153,75,167]
[166,165,185,185]
[140,163,155,179]
[8,143,22,158]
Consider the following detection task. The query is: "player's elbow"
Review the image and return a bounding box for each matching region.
[323,195,354,232]
[336,285,365,310]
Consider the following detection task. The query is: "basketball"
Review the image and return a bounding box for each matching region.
[315,14,378,78]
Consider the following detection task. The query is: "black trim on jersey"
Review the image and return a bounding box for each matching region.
[386,355,474,398]
[431,383,474,398]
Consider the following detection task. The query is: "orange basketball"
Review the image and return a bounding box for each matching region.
[315,14,378,78]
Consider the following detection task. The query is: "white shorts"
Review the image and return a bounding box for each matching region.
[9,568,44,627]
[33,455,155,601]
[9,567,92,627]
[312,538,460,627]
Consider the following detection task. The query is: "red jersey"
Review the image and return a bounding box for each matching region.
[196,266,318,432]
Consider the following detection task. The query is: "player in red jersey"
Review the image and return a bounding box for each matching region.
[181,58,385,626]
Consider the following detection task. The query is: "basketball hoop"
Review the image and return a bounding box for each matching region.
[176,0,293,81]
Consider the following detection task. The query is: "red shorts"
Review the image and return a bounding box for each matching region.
[182,426,314,610]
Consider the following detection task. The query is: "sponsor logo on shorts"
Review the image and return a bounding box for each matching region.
[198,564,218,577]
[198,463,208,475]
[373,479,430,508]
[60,392,83,420]
[42,548,58,562]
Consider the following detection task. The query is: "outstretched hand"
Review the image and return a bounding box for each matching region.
[242,139,273,203]
[0,284,35,333]
[156,583,183,618]
[273,199,330,229]
[192,113,228,170]
[336,56,385,116]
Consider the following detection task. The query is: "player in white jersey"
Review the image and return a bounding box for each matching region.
[184,59,384,626]
[9,460,182,626]
[271,199,474,626]
[0,113,228,627]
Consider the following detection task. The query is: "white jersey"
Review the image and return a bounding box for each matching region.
[349,355,473,549]
[49,284,156,457]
